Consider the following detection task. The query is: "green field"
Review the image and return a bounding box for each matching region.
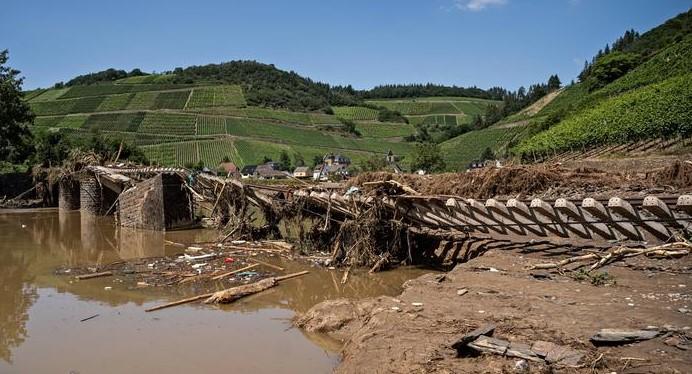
[355,122,416,138]
[186,85,246,108]
[83,112,145,132]
[334,106,379,121]
[440,126,526,169]
[138,113,197,135]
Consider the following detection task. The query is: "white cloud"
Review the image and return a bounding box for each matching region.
[455,0,507,11]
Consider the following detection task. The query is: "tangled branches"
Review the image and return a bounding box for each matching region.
[528,241,691,272]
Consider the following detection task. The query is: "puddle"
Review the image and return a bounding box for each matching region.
[0,209,429,373]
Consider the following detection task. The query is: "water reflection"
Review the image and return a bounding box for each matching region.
[0,246,37,364]
[0,209,429,369]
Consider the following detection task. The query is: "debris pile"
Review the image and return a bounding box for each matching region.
[348,164,687,199]
[452,324,585,367]
[56,240,302,289]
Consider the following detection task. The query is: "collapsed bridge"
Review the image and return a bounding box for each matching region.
[59,165,692,267]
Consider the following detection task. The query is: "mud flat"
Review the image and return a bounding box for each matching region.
[297,247,692,373]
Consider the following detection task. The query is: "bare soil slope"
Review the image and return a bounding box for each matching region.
[297,249,692,373]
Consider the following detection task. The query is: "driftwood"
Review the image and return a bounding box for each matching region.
[204,278,277,304]
[362,180,420,195]
[529,241,691,272]
[205,270,309,304]
[223,244,288,253]
[145,292,216,312]
[76,271,113,280]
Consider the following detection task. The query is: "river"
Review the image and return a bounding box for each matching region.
[0,209,427,373]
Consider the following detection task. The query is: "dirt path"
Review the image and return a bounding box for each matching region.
[296,249,691,373]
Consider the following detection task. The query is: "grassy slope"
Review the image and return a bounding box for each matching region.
[438,11,692,165]
[516,35,692,156]
[26,81,414,168]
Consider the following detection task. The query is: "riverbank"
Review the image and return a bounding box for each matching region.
[296,246,692,373]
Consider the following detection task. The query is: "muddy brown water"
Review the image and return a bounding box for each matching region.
[0,209,430,374]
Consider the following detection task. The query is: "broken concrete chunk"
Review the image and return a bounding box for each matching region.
[506,342,543,362]
[530,340,558,358]
[451,324,496,351]
[467,336,510,355]
[545,345,585,366]
[590,328,661,345]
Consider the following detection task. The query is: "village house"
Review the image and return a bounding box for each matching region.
[255,163,289,179]
[217,162,240,178]
[312,153,352,181]
[240,165,257,179]
[293,166,310,178]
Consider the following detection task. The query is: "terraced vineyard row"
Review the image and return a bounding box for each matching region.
[333,106,379,121]
[138,113,197,135]
[186,86,246,108]
[366,97,498,117]
[29,90,192,115]
[197,116,227,135]
[355,122,416,138]
[440,126,525,169]
[115,74,176,84]
[33,115,87,128]
[57,84,194,99]
[83,113,145,132]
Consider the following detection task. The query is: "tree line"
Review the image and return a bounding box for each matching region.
[0,50,147,169]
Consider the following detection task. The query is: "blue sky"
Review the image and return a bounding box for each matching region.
[2,0,690,90]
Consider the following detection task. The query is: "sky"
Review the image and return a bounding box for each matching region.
[2,0,690,91]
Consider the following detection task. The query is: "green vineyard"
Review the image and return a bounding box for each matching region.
[333,106,379,121]
[186,85,246,108]
[138,113,197,135]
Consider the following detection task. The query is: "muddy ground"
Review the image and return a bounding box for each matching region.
[296,247,691,373]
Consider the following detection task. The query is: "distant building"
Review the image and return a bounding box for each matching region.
[313,163,350,181]
[255,164,288,179]
[240,165,257,179]
[312,153,352,181]
[323,153,350,167]
[293,166,311,178]
[218,162,239,178]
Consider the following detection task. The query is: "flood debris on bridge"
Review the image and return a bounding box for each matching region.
[51,162,692,273]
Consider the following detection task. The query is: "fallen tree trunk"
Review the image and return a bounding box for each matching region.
[76,271,113,280]
[205,270,309,304]
[204,277,277,304]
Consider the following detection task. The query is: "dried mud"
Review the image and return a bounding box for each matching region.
[296,249,692,373]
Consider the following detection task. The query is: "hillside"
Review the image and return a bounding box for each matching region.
[26,80,423,168]
[432,9,692,167]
